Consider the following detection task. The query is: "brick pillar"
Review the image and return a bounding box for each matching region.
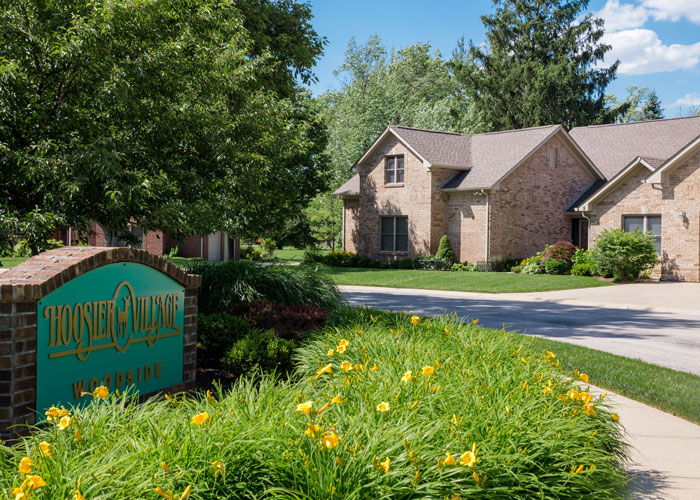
[0,247,201,438]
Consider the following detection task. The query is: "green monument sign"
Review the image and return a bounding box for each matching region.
[36,262,185,412]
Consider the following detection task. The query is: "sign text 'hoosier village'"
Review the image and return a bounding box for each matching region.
[36,262,185,412]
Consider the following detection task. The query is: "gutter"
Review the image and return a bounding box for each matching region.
[482,189,490,262]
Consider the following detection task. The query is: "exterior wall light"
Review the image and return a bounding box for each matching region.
[679,211,687,220]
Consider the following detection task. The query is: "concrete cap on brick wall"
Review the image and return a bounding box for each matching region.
[0,247,201,303]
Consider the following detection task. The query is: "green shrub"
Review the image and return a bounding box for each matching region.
[244,248,263,261]
[11,240,31,257]
[388,258,417,270]
[520,253,544,274]
[197,313,252,366]
[510,264,522,273]
[590,228,658,282]
[166,245,180,258]
[540,241,577,268]
[435,234,456,263]
[188,260,342,314]
[222,329,296,377]
[260,238,276,257]
[571,263,592,276]
[544,258,570,275]
[417,254,452,270]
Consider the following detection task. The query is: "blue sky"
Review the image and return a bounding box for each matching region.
[308,0,700,116]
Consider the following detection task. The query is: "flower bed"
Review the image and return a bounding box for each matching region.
[0,310,627,499]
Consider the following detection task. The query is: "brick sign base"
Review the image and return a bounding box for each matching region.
[0,247,200,438]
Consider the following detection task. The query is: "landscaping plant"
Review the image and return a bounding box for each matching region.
[188,261,341,314]
[197,313,253,367]
[544,258,570,275]
[589,228,658,282]
[435,235,456,263]
[0,310,627,499]
[222,329,296,378]
[237,301,327,341]
[540,241,577,268]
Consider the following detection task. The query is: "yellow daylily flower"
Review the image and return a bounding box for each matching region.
[612,413,620,422]
[296,401,313,414]
[190,412,209,426]
[26,475,46,490]
[546,351,556,359]
[327,349,334,356]
[321,431,340,449]
[58,415,71,430]
[421,366,435,376]
[473,471,479,484]
[316,364,333,378]
[574,464,584,474]
[211,460,224,475]
[336,344,347,354]
[580,373,589,383]
[338,339,349,347]
[460,450,477,467]
[317,402,330,415]
[94,385,109,399]
[340,361,353,371]
[370,363,379,372]
[331,395,343,404]
[379,456,390,473]
[161,461,172,474]
[472,319,479,325]
[18,457,32,475]
[376,401,390,412]
[401,370,413,383]
[410,315,421,325]
[39,442,51,457]
[444,451,456,466]
[74,489,87,500]
[409,400,418,410]
[305,423,321,437]
[156,486,172,499]
[431,384,440,393]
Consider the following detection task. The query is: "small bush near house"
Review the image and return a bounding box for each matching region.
[540,241,578,267]
[222,329,296,378]
[545,258,570,275]
[260,238,276,257]
[237,300,327,340]
[452,262,477,272]
[571,249,595,276]
[510,264,522,273]
[590,228,658,282]
[435,234,456,263]
[189,260,342,314]
[520,253,544,274]
[417,254,452,270]
[197,313,253,366]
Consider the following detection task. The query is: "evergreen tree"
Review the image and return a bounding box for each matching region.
[435,235,456,263]
[450,0,625,131]
[641,91,664,121]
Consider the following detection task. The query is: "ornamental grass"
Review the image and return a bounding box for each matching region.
[0,309,627,499]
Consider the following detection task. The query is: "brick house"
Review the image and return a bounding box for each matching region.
[56,224,240,262]
[334,116,700,281]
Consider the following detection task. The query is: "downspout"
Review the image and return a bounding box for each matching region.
[581,212,591,250]
[200,237,204,259]
[341,199,346,252]
[482,189,490,262]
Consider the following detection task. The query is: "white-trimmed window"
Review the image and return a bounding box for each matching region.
[380,216,408,252]
[384,155,404,184]
[623,215,661,254]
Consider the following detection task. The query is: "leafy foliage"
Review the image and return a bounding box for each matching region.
[188,261,342,314]
[237,301,327,341]
[541,241,578,267]
[449,0,624,130]
[544,258,570,275]
[590,228,658,282]
[306,194,343,251]
[197,313,253,367]
[0,0,329,250]
[222,329,296,378]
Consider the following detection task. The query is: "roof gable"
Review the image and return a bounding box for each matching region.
[646,135,700,184]
[570,116,700,179]
[575,157,656,212]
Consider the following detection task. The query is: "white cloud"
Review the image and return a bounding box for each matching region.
[603,29,700,74]
[597,0,649,32]
[642,0,700,25]
[672,93,700,107]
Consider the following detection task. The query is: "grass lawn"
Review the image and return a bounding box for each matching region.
[0,257,28,268]
[528,336,700,424]
[327,267,613,293]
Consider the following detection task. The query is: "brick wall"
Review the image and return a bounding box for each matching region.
[356,136,434,259]
[490,135,598,259]
[0,247,201,438]
[590,150,700,281]
[444,191,488,264]
[343,198,361,253]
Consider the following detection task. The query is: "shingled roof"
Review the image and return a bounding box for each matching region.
[569,116,700,179]
[332,174,360,197]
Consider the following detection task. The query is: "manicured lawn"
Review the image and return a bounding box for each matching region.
[327,267,613,293]
[528,336,700,424]
[0,257,28,268]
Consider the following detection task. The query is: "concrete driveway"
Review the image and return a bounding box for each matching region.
[339,282,700,376]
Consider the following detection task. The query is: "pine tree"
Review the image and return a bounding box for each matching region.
[435,235,457,263]
[450,0,625,131]
[641,91,664,121]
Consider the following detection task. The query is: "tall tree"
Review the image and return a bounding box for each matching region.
[0,0,328,253]
[641,90,663,121]
[450,0,625,131]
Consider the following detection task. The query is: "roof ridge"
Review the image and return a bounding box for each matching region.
[572,115,700,131]
[390,125,466,136]
[474,124,559,136]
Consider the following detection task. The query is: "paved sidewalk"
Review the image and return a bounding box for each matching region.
[592,387,700,500]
